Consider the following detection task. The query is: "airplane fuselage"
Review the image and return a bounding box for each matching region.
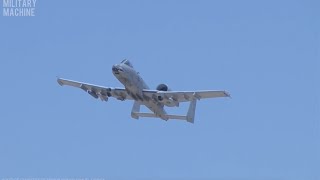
[112,63,169,120]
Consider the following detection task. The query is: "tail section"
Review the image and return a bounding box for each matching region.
[131,99,197,123]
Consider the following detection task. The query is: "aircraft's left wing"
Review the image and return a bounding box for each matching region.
[137,89,229,122]
[57,78,132,101]
[142,89,230,102]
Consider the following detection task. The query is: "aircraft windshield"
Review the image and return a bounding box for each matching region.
[121,59,133,68]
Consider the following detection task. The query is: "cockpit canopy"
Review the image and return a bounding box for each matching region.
[121,59,133,68]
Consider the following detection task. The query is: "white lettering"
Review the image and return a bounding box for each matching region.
[2,7,35,16]
[9,8,14,15]
[17,0,22,7]
[3,0,10,7]
[2,0,36,16]
[22,0,27,7]
[3,7,9,15]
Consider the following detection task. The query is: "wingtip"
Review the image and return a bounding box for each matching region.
[224,91,231,98]
[57,77,63,86]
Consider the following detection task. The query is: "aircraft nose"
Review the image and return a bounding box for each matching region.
[112,65,123,74]
[112,65,118,72]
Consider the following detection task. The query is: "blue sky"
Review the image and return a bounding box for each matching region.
[0,0,319,179]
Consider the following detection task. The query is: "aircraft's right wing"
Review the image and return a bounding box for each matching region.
[57,78,132,101]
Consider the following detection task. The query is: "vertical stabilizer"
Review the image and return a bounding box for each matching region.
[131,101,141,119]
[186,99,197,123]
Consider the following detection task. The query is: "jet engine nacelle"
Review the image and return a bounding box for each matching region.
[156,84,169,102]
[156,84,178,106]
[156,84,170,91]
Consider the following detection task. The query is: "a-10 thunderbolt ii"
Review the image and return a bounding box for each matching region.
[57,60,230,123]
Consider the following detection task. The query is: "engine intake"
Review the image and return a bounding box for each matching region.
[156,84,169,91]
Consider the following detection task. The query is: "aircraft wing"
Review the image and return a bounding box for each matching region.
[57,78,132,101]
[143,89,230,102]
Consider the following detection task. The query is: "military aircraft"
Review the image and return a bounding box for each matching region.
[57,60,230,123]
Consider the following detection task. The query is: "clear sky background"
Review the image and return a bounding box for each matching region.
[0,0,319,179]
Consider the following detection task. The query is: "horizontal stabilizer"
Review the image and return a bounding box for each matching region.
[132,112,157,118]
[166,114,188,120]
[132,112,191,122]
